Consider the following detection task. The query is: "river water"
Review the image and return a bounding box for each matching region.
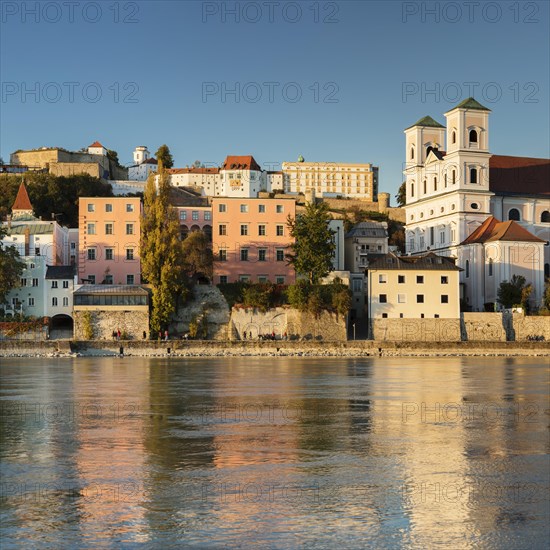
[0,356,549,549]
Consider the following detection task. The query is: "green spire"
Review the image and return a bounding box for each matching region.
[452,97,491,111]
[405,115,445,130]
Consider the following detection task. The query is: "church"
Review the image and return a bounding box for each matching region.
[403,97,549,311]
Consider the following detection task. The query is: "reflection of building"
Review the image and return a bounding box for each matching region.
[78,197,141,285]
[404,97,550,310]
[367,252,461,319]
[212,197,296,285]
[282,159,379,199]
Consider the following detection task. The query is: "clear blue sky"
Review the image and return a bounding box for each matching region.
[1,1,548,199]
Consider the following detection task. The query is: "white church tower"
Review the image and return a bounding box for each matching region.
[133,146,150,165]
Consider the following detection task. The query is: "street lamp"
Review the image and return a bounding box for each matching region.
[353,322,356,341]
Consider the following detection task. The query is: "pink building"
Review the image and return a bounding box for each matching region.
[175,205,213,240]
[78,197,141,285]
[212,197,296,285]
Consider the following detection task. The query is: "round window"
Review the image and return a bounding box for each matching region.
[410,214,414,221]
[440,207,445,213]
[420,212,424,218]
[451,204,456,210]
[471,203,479,210]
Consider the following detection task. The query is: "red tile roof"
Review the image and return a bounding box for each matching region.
[221,155,262,172]
[143,158,158,164]
[461,216,546,245]
[489,155,550,196]
[88,141,105,148]
[12,182,33,211]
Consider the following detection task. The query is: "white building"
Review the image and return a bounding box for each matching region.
[404,97,550,310]
[45,265,77,323]
[87,141,107,156]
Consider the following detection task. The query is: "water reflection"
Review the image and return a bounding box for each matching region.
[0,357,548,548]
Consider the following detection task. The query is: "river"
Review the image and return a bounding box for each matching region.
[1,357,549,549]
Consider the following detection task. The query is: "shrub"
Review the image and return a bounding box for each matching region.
[81,311,94,340]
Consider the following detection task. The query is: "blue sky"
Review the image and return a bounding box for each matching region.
[1,1,548,198]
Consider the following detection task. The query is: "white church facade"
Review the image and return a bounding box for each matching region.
[404,97,549,311]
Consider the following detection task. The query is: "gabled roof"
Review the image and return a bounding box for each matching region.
[221,155,262,172]
[460,216,545,245]
[405,115,445,130]
[368,252,461,271]
[143,158,158,164]
[451,97,491,111]
[88,141,105,148]
[489,155,550,196]
[46,265,75,280]
[12,182,33,211]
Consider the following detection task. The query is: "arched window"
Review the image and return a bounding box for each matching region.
[469,129,478,143]
[411,182,415,197]
[488,258,493,276]
[434,177,437,191]
[452,170,456,185]
[508,208,520,221]
[444,174,448,187]
[423,180,427,194]
[541,211,550,223]
[470,168,477,184]
[465,260,470,278]
[410,147,415,160]
[452,131,456,144]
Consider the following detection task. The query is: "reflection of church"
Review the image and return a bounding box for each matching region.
[404,98,549,310]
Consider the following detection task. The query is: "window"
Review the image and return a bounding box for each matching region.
[127,274,134,284]
[240,225,248,236]
[417,294,424,303]
[258,276,268,283]
[180,211,187,220]
[440,230,445,244]
[63,297,69,307]
[105,248,114,260]
[87,223,96,235]
[204,211,211,221]
[452,170,456,185]
[465,260,470,278]
[276,205,284,213]
[126,248,134,260]
[105,275,113,284]
[87,248,96,261]
[240,204,248,213]
[430,227,435,246]
[508,208,520,221]
[382,313,388,319]
[52,297,58,307]
[28,298,35,307]
[126,203,134,212]
[441,276,448,284]
[192,211,199,220]
[259,204,266,213]
[379,274,387,283]
[398,275,405,284]
[218,203,226,212]
[541,211,550,223]
[258,225,266,236]
[126,223,134,235]
[469,129,478,143]
[411,182,414,197]
[470,168,477,184]
[276,225,284,236]
[88,275,96,284]
[398,294,406,303]
[35,247,40,256]
[239,275,250,283]
[105,223,113,235]
[452,131,456,144]
[423,180,427,194]
[276,249,285,261]
[32,278,39,287]
[379,294,387,303]
[439,294,448,304]
[416,275,424,284]
[434,177,437,191]
[276,276,285,285]
[219,225,227,236]
[20,277,27,287]
[240,248,249,261]
[258,248,267,261]
[87,203,95,212]
[219,275,228,284]
[218,249,227,261]
[410,147,415,160]
[444,174,447,188]
[51,281,58,288]
[105,203,112,212]
[488,258,493,276]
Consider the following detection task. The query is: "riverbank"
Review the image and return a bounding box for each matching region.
[1,340,549,357]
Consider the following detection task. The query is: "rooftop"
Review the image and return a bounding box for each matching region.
[460,216,546,245]
[46,265,76,280]
[368,252,461,271]
[12,182,33,211]
[88,141,105,148]
[405,115,445,130]
[4,222,54,235]
[450,97,491,112]
[221,155,262,172]
[345,221,388,239]
[74,285,149,295]
[489,155,550,196]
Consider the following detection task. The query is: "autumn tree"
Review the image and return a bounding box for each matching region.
[0,226,25,304]
[140,166,187,332]
[286,201,335,284]
[155,145,174,169]
[181,230,213,282]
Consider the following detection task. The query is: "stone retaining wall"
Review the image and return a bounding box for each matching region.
[372,319,461,342]
[512,314,550,341]
[74,310,149,340]
[461,312,510,342]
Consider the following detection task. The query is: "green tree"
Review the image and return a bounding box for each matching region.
[155,145,174,169]
[141,168,187,333]
[331,284,352,319]
[181,230,213,282]
[497,275,528,309]
[107,149,121,166]
[287,201,335,284]
[0,226,25,304]
[396,181,406,207]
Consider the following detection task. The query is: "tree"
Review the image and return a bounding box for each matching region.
[287,201,335,284]
[181,230,213,282]
[107,149,122,166]
[140,167,187,333]
[396,181,406,207]
[155,145,174,169]
[497,275,529,309]
[0,226,25,304]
